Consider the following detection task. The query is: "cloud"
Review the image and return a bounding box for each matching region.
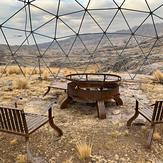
[0,0,163,45]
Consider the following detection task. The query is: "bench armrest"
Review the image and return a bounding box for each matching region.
[44,102,58,118]
[135,99,153,110]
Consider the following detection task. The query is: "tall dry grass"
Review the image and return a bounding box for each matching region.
[24,67,41,75]
[1,66,44,76]
[7,66,23,75]
[0,67,7,74]
[42,70,49,80]
[14,78,29,89]
[152,70,163,83]
[76,140,92,160]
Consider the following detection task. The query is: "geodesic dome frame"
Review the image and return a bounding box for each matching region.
[0,0,163,79]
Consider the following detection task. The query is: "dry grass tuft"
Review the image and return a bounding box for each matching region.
[76,140,92,160]
[152,69,163,83]
[14,78,29,89]
[25,67,38,75]
[0,67,7,74]
[7,66,22,75]
[153,132,161,141]
[42,70,49,80]
[10,138,18,145]
[111,131,121,138]
[24,67,32,75]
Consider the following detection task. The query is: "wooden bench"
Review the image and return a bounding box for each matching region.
[43,81,68,97]
[127,100,163,147]
[0,105,63,161]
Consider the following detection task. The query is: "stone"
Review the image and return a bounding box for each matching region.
[114,154,119,161]
[112,110,121,115]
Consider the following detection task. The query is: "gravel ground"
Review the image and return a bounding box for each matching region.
[0,73,163,163]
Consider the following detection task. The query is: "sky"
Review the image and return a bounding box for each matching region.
[0,0,163,45]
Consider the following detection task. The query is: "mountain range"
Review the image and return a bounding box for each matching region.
[0,22,163,74]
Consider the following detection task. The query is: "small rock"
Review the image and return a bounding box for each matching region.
[114,154,119,161]
[112,110,121,115]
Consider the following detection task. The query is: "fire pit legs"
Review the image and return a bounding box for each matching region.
[96,101,106,119]
[60,96,72,109]
[114,95,123,106]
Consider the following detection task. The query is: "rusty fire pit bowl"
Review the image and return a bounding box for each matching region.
[61,73,123,119]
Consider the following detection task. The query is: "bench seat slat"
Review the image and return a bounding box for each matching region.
[0,110,5,129]
[25,113,49,134]
[8,109,16,131]
[0,109,8,129]
[139,107,153,121]
[12,109,20,132]
[4,109,12,131]
[16,110,25,133]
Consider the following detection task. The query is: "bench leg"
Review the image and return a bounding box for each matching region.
[43,86,51,97]
[49,119,63,137]
[48,107,63,136]
[127,101,139,127]
[147,124,155,148]
[114,97,123,106]
[25,137,33,163]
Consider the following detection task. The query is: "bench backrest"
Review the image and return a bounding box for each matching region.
[152,101,163,122]
[0,106,28,135]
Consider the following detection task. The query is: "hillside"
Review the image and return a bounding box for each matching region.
[0,22,163,75]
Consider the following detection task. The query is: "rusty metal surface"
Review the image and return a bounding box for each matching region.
[67,82,120,102]
[66,73,121,83]
[61,73,123,119]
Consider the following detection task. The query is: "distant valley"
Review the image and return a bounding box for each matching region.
[0,22,163,75]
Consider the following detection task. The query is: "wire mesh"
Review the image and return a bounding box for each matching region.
[0,0,163,79]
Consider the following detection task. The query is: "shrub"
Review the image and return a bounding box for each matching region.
[15,78,28,89]
[152,69,163,83]
[76,140,92,160]
[7,66,22,75]
[0,67,6,74]
[43,70,49,80]
[25,67,38,75]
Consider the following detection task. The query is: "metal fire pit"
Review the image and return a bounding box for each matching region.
[60,73,123,119]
